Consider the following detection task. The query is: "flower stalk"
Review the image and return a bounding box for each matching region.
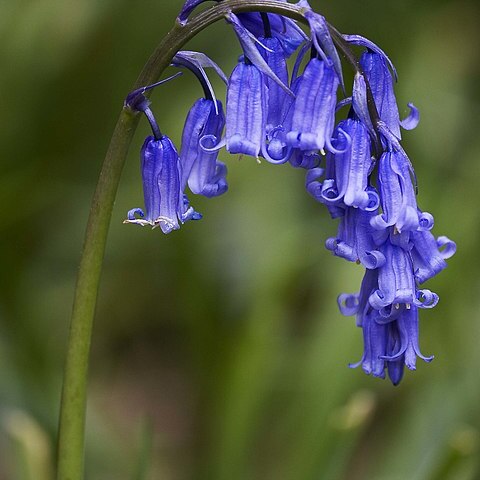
[54,2,356,479]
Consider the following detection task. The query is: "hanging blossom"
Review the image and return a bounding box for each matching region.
[124,0,456,385]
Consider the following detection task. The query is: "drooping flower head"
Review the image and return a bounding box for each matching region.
[125,135,201,233]
[123,75,201,233]
[285,56,339,152]
[181,98,227,197]
[343,34,419,139]
[173,51,228,198]
[222,13,294,163]
[258,35,290,135]
[339,264,436,385]
[314,118,377,210]
[237,10,307,57]
[225,56,266,158]
[122,0,457,385]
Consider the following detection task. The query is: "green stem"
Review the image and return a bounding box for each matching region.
[55,2,368,479]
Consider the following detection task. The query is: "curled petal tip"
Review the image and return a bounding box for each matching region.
[338,293,360,316]
[400,103,420,130]
[437,236,456,259]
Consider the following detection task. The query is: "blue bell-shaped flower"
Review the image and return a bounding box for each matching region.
[180,98,227,197]
[125,135,201,234]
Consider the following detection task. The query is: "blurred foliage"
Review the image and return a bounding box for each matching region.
[1,0,479,479]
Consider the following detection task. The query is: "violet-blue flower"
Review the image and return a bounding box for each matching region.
[360,50,419,139]
[122,0,458,387]
[180,98,227,197]
[125,135,201,234]
[300,2,344,88]
[380,305,434,373]
[370,150,420,233]
[258,35,290,135]
[317,118,377,210]
[237,10,307,57]
[339,269,388,379]
[225,57,266,158]
[339,266,436,385]
[411,230,457,284]
[286,57,339,152]
[325,207,385,270]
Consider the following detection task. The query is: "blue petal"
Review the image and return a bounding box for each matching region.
[415,289,439,309]
[227,13,293,96]
[259,36,290,133]
[369,241,416,310]
[343,34,398,80]
[125,136,200,233]
[338,293,360,316]
[226,61,265,158]
[400,103,420,130]
[371,151,419,233]
[360,312,387,378]
[360,51,401,139]
[302,6,344,87]
[177,0,217,24]
[352,73,376,137]
[418,211,434,231]
[237,11,307,57]
[400,306,434,369]
[180,98,227,197]
[385,323,405,385]
[326,207,385,269]
[437,236,456,259]
[286,58,339,151]
[330,118,373,209]
[410,230,448,283]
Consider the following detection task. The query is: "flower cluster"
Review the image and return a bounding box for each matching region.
[124,0,455,384]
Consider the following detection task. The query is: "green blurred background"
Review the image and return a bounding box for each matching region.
[1,0,479,479]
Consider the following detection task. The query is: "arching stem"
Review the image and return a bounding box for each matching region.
[55,2,378,479]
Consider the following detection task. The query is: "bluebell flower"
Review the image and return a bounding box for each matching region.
[177,1,307,56]
[282,3,343,155]
[258,36,290,135]
[180,98,227,197]
[300,2,344,88]
[370,150,420,233]
[339,269,388,379]
[325,207,385,270]
[220,13,295,163]
[317,118,377,210]
[225,57,266,158]
[237,10,307,57]
[360,50,419,139]
[286,57,339,152]
[380,305,434,374]
[411,230,456,284]
[227,13,293,95]
[125,135,201,234]
[339,266,436,384]
[136,0,457,385]
[369,240,438,313]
